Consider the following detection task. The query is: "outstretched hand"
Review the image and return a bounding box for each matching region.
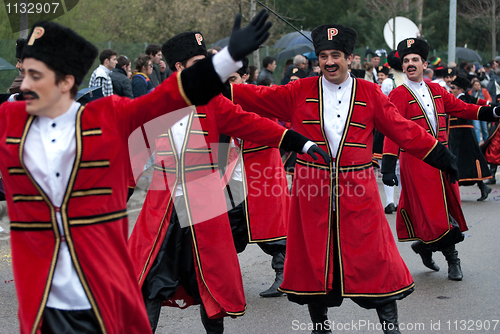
[307,145,331,165]
[228,9,272,61]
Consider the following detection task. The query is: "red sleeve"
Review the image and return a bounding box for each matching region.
[439,86,482,119]
[231,81,302,122]
[214,96,287,149]
[113,71,192,137]
[373,87,437,160]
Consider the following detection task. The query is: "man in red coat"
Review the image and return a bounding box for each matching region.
[0,17,273,334]
[231,25,460,334]
[382,38,500,282]
[127,28,328,334]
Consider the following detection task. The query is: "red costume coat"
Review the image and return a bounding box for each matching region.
[0,72,192,334]
[482,123,500,165]
[128,94,290,318]
[223,89,289,242]
[232,77,437,298]
[385,82,485,244]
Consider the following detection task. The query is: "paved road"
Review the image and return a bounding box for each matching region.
[0,177,499,333]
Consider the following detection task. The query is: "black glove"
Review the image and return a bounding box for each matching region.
[307,145,331,165]
[280,130,330,164]
[423,142,459,184]
[382,173,398,186]
[228,9,272,61]
[381,154,398,186]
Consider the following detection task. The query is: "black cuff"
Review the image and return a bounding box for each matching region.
[477,106,497,122]
[279,130,309,153]
[423,142,452,170]
[180,54,225,106]
[381,155,397,174]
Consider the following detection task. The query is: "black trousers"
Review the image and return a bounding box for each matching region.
[41,307,102,334]
[225,179,286,255]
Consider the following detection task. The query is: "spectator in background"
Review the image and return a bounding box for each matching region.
[257,56,276,85]
[481,62,493,88]
[363,61,374,82]
[423,68,434,83]
[257,77,273,86]
[370,53,381,82]
[282,55,308,85]
[131,55,154,98]
[89,49,117,96]
[443,67,456,92]
[110,55,134,98]
[349,59,365,78]
[247,65,258,85]
[470,78,492,143]
[145,44,168,87]
[309,59,320,76]
[353,53,361,63]
[281,59,294,84]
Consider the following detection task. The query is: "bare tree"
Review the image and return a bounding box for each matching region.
[366,0,414,49]
[459,0,500,59]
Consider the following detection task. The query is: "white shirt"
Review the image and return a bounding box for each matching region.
[405,79,437,134]
[322,74,353,157]
[24,101,91,310]
[381,78,394,97]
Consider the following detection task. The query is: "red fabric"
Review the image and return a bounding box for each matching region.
[240,138,289,241]
[484,124,500,164]
[0,71,191,334]
[384,82,479,243]
[232,77,437,297]
[128,94,288,318]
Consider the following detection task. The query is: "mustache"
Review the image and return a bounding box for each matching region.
[324,64,339,71]
[406,65,417,71]
[23,91,39,99]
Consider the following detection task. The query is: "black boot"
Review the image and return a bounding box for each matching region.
[260,252,285,297]
[441,245,463,281]
[200,304,224,334]
[411,241,440,271]
[376,301,400,334]
[477,181,492,201]
[307,303,331,334]
[485,165,497,184]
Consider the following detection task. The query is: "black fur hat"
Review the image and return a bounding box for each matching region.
[433,66,447,78]
[451,75,470,91]
[397,38,430,61]
[162,31,207,72]
[311,24,357,57]
[22,21,98,86]
[285,66,308,80]
[15,38,26,59]
[377,65,390,76]
[387,50,402,72]
[444,67,456,77]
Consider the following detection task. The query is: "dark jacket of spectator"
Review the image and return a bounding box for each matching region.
[110,67,133,98]
[149,65,169,88]
[132,73,154,98]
